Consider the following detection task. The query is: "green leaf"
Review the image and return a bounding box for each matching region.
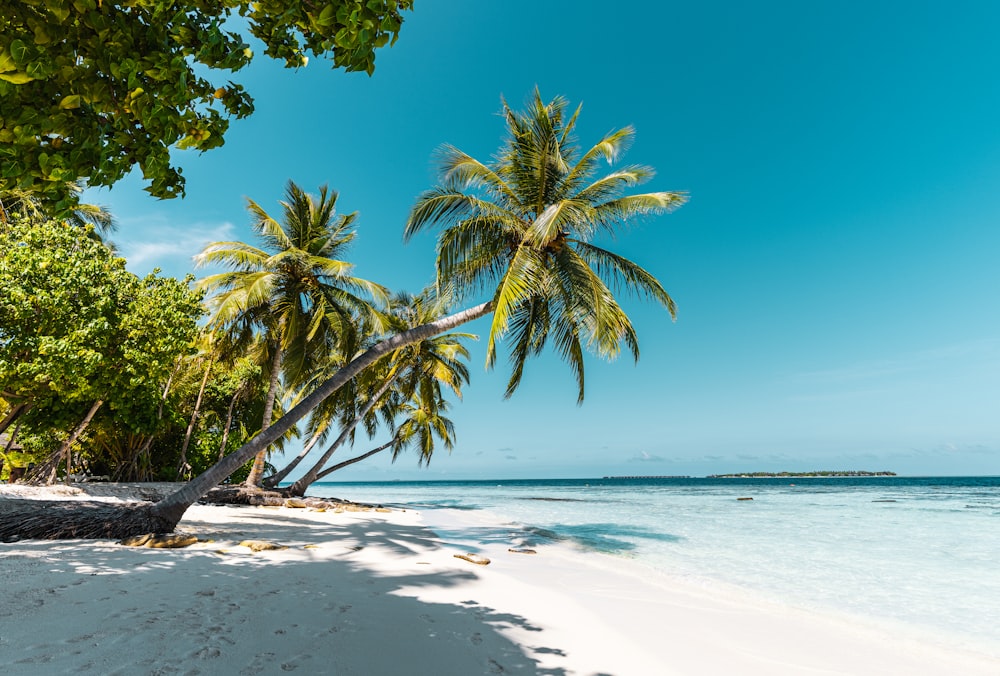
[0,72,34,84]
[0,50,16,72]
[58,94,81,109]
[317,4,336,26]
[9,39,29,64]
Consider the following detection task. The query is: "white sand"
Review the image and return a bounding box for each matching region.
[1,485,997,675]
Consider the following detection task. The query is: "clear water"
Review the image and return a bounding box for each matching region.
[306,477,1000,656]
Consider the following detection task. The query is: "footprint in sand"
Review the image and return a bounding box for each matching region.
[470,633,483,645]
[194,647,221,660]
[239,652,276,676]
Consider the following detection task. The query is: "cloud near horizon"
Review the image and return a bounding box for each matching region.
[629,451,666,463]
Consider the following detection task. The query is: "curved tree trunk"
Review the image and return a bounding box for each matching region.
[244,347,283,487]
[0,401,28,437]
[315,438,395,481]
[217,389,240,461]
[51,399,104,485]
[177,358,213,480]
[146,301,491,532]
[262,426,324,488]
[285,372,399,497]
[2,419,22,453]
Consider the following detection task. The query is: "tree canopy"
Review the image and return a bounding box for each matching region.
[0,218,203,438]
[0,1,413,211]
[406,89,686,402]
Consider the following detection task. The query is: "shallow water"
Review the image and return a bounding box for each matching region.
[307,476,1000,656]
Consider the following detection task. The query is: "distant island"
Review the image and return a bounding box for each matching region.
[602,475,692,480]
[707,471,896,478]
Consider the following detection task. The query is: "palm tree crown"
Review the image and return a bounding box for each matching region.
[195,181,388,485]
[196,181,388,389]
[406,90,686,402]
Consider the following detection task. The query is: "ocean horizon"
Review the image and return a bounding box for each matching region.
[305,475,1000,658]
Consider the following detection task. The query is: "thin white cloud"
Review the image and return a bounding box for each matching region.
[117,220,238,275]
[629,451,666,463]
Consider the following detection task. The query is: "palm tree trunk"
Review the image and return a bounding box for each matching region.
[315,439,395,481]
[149,301,491,530]
[52,399,103,485]
[262,426,324,488]
[217,389,240,461]
[177,357,213,480]
[286,372,399,497]
[244,346,283,487]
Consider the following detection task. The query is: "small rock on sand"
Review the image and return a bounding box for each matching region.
[119,533,198,548]
[239,540,288,552]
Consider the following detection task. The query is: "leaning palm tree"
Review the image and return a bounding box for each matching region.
[0,92,685,539]
[283,289,473,496]
[195,181,388,486]
[316,389,458,480]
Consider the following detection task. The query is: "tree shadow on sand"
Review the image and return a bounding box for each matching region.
[2,509,575,675]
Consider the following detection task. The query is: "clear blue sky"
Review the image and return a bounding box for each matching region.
[86,1,1000,479]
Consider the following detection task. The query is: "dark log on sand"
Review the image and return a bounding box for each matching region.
[0,487,375,541]
[0,500,175,542]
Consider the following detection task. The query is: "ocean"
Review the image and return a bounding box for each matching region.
[306,476,1000,657]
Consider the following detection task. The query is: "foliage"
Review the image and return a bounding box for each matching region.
[0,218,203,450]
[283,289,473,490]
[197,180,388,387]
[406,89,687,402]
[0,0,414,210]
[196,180,388,485]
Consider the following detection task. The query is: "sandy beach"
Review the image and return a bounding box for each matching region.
[2,484,998,675]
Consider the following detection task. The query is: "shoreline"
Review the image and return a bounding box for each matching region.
[2,484,998,674]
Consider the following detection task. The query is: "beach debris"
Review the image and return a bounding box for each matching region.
[284,498,309,508]
[238,539,288,552]
[872,499,897,503]
[737,497,754,501]
[376,507,392,513]
[508,548,537,555]
[118,533,198,548]
[454,553,491,566]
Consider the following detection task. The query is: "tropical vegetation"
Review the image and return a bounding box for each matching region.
[0,91,686,541]
[0,1,414,211]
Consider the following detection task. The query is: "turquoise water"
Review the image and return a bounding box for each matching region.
[306,477,1000,656]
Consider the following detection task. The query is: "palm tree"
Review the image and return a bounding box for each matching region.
[406,88,684,401]
[0,183,117,247]
[2,92,685,539]
[194,181,388,486]
[283,289,473,496]
[315,390,458,480]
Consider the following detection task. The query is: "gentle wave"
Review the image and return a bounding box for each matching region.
[307,476,1000,656]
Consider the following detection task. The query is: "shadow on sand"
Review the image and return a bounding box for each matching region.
[2,507,577,675]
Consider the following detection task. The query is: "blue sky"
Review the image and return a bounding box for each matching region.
[86,1,1000,479]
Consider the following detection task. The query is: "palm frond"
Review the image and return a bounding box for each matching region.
[571,241,677,318]
[486,246,546,368]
